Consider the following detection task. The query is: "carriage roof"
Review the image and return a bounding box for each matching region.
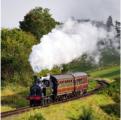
[53,74,73,80]
[72,72,87,77]
[53,72,87,80]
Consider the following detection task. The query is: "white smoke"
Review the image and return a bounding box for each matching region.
[29,19,117,73]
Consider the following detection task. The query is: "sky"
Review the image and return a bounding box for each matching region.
[1,0,120,28]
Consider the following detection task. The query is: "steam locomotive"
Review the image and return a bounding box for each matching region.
[27,72,88,106]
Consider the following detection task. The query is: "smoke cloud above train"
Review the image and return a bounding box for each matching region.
[29,19,117,73]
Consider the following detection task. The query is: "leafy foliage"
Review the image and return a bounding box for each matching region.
[62,54,97,73]
[28,112,45,120]
[99,47,120,66]
[115,21,120,37]
[20,7,58,41]
[17,110,45,120]
[1,84,29,111]
[1,28,37,85]
[78,107,94,120]
[99,78,120,103]
[37,66,61,77]
[99,78,120,118]
[69,107,94,120]
[106,16,113,31]
[87,80,97,92]
[89,65,120,79]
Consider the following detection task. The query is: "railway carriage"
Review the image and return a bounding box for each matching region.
[54,72,88,98]
[27,72,88,106]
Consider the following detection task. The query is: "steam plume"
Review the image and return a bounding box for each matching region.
[29,19,117,73]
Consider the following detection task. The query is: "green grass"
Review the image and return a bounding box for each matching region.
[0,106,14,112]
[1,65,120,120]
[89,66,120,79]
[1,84,29,112]
[97,78,120,118]
[87,79,97,92]
[87,65,120,93]
[11,94,118,120]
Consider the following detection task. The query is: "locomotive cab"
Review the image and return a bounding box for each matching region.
[42,79,52,96]
[42,76,58,101]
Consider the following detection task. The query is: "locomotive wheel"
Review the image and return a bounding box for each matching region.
[80,90,83,95]
[30,100,40,106]
[83,90,87,94]
[82,90,87,95]
[30,100,34,107]
[77,91,80,96]
[58,95,63,101]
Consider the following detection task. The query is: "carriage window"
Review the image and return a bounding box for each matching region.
[62,81,65,87]
[79,79,82,84]
[79,79,81,85]
[66,80,69,86]
[76,79,83,85]
[69,80,72,86]
[65,80,68,86]
[61,81,65,87]
[59,82,61,87]
[66,80,71,86]
[64,80,68,87]
[59,81,62,87]
[69,80,71,86]
[82,77,85,82]
[59,79,73,87]
[63,81,65,87]
[76,80,78,85]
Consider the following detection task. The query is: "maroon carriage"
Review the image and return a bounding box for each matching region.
[54,72,88,98]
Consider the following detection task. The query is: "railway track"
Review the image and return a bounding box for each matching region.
[1,80,108,118]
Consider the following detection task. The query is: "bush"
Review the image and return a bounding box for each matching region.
[1,28,37,85]
[78,107,94,120]
[99,78,120,103]
[38,67,61,77]
[28,112,45,120]
[69,107,94,120]
[18,110,45,120]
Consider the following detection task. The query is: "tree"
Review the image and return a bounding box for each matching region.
[106,16,113,31]
[19,7,58,41]
[61,54,97,73]
[1,28,37,85]
[99,47,120,66]
[115,21,120,37]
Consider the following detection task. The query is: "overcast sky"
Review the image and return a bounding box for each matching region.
[1,0,120,28]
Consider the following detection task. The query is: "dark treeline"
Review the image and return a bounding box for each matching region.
[1,7,120,86]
